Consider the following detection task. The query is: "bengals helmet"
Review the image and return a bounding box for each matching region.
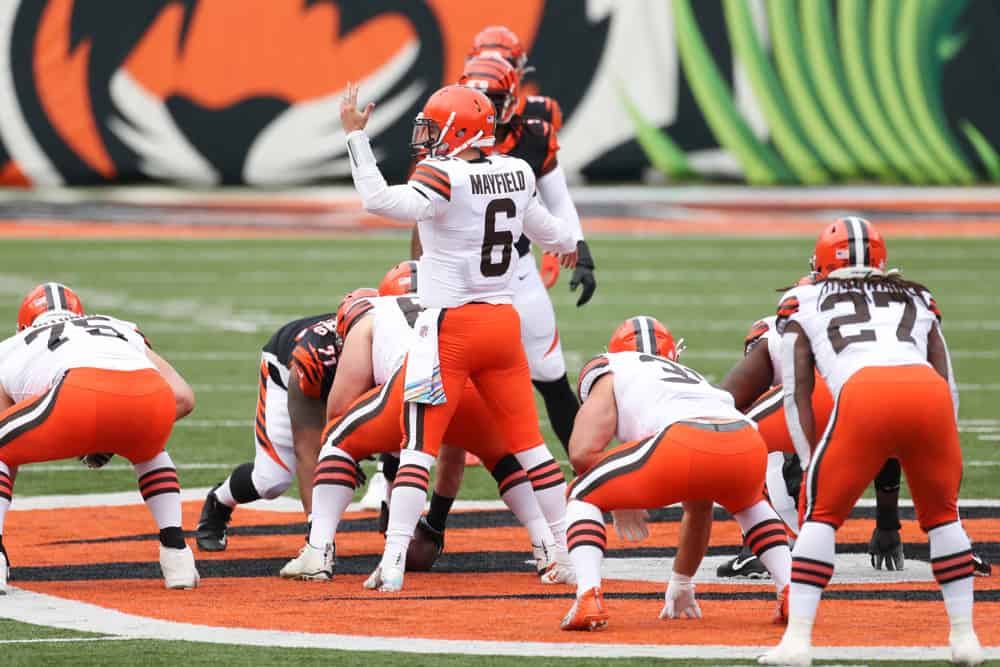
[379,261,418,296]
[335,287,378,340]
[459,54,520,125]
[810,217,887,279]
[411,85,496,158]
[608,316,679,361]
[469,25,528,73]
[17,282,84,331]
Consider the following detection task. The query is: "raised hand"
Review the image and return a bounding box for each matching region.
[340,82,375,133]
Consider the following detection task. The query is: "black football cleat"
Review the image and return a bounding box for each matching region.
[717,542,769,579]
[195,485,233,552]
[972,551,992,577]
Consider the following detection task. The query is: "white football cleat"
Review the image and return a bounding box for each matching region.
[360,472,387,511]
[531,544,548,576]
[159,544,199,590]
[280,543,334,581]
[0,550,8,595]
[949,618,984,666]
[363,564,404,592]
[539,546,576,585]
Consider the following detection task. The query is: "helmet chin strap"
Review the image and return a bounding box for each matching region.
[447,130,495,157]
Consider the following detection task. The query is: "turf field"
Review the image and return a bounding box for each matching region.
[0,234,997,665]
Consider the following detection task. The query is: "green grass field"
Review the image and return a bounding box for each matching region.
[0,235,997,665]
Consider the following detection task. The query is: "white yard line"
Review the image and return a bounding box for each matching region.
[0,588,992,662]
[0,636,131,645]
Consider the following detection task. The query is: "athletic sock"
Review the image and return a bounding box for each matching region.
[214,462,260,508]
[566,500,605,596]
[532,375,579,452]
[735,500,792,592]
[929,521,976,622]
[789,521,836,621]
[0,462,12,536]
[426,493,455,532]
[516,445,568,547]
[381,452,400,483]
[491,454,555,548]
[134,452,183,543]
[308,446,360,547]
[381,450,434,570]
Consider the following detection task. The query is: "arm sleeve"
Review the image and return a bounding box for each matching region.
[522,176,577,255]
[537,164,583,242]
[346,130,433,222]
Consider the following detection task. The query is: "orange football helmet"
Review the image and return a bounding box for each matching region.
[810,216,887,279]
[335,287,378,340]
[411,85,496,158]
[469,25,527,73]
[459,54,520,125]
[17,282,84,331]
[608,316,679,361]
[379,261,419,296]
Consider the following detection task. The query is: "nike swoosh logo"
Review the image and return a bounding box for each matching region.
[731,557,757,570]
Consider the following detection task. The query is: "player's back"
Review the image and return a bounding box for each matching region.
[370,295,422,384]
[579,351,748,442]
[412,153,538,308]
[779,280,937,396]
[0,314,153,402]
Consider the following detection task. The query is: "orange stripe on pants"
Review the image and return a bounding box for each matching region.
[0,368,175,466]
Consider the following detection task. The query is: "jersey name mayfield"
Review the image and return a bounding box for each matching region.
[408,154,541,308]
[578,351,750,442]
[777,282,938,396]
[0,314,153,402]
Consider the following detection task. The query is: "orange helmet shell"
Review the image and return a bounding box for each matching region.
[411,85,496,158]
[335,287,378,340]
[17,282,84,331]
[811,217,887,278]
[608,316,678,361]
[470,25,527,72]
[379,261,419,296]
[459,54,520,125]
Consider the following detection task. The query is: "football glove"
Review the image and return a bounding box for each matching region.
[612,509,649,542]
[540,252,561,288]
[868,526,904,571]
[660,572,702,619]
[80,453,114,469]
[569,240,596,307]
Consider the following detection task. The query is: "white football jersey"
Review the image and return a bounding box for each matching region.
[578,351,751,443]
[777,282,937,396]
[369,295,422,385]
[745,315,782,385]
[409,153,575,308]
[0,314,153,402]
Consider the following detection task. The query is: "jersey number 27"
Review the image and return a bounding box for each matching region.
[822,291,916,353]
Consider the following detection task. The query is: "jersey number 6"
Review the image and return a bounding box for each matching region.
[480,198,515,277]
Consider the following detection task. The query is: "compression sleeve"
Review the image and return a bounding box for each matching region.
[537,164,583,242]
[346,130,433,222]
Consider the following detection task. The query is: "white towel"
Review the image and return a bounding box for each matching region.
[403,308,446,405]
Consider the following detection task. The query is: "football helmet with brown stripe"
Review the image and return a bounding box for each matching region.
[17,282,84,331]
[608,316,679,361]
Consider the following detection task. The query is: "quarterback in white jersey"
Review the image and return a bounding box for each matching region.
[762,218,982,667]
[560,316,792,632]
[0,283,198,592]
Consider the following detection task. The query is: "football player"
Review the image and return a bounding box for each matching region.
[195,311,339,551]
[280,285,572,583]
[760,218,983,667]
[560,316,792,631]
[338,82,576,592]
[0,283,198,590]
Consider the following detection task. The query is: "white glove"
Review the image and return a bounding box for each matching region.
[660,572,702,620]
[612,509,649,542]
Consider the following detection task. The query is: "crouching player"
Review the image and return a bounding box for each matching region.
[0,283,198,591]
[561,316,792,631]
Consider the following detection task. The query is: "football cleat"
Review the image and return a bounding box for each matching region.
[971,551,992,577]
[532,543,548,576]
[539,546,576,585]
[280,542,335,581]
[717,543,769,579]
[868,526,904,571]
[159,544,199,590]
[774,584,789,625]
[360,471,388,511]
[949,618,984,666]
[195,485,233,552]
[363,564,404,592]
[406,517,444,572]
[560,587,609,631]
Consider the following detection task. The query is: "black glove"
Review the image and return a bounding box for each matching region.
[354,461,368,488]
[80,453,114,469]
[569,240,596,307]
[868,526,904,571]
